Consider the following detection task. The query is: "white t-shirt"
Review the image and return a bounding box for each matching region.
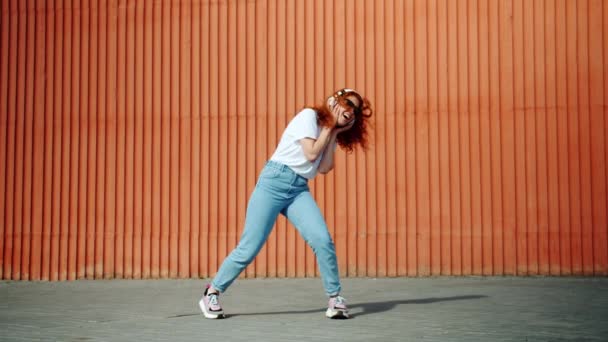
[270,108,325,179]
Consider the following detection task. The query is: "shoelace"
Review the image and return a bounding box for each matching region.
[334,296,346,306]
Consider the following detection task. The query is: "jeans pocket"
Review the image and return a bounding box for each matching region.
[260,166,281,179]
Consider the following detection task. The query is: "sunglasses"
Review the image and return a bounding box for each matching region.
[334,89,362,113]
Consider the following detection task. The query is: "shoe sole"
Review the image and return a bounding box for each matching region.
[199,299,225,319]
[325,308,349,319]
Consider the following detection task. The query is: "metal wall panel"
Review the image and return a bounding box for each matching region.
[1,0,607,280]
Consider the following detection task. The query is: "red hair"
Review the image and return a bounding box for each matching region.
[309,90,373,152]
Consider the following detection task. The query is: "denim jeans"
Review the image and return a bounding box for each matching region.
[211,160,342,296]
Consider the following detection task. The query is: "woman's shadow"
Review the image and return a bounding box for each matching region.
[171,295,487,319]
[347,295,487,317]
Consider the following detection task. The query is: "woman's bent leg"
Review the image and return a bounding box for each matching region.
[211,186,282,292]
[284,191,341,296]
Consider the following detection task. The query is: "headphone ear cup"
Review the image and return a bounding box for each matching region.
[330,97,337,108]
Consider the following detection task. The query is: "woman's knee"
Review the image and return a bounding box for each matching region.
[309,233,335,253]
[230,243,260,265]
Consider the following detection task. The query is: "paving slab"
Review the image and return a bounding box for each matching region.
[1,277,607,341]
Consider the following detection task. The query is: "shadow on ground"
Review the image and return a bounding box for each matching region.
[169,295,488,319]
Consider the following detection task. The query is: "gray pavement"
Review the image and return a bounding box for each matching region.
[1,277,607,341]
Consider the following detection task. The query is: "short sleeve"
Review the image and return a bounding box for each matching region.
[289,108,319,141]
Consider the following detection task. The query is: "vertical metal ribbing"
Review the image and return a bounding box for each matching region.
[0,0,607,280]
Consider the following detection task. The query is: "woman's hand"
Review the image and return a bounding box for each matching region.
[330,100,350,128]
[327,96,337,111]
[327,97,346,126]
[333,118,355,134]
[330,96,356,133]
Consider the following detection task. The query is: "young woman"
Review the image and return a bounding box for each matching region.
[199,88,373,319]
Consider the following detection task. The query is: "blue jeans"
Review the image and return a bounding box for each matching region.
[211,161,342,296]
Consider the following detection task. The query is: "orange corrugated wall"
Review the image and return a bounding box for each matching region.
[1,0,607,280]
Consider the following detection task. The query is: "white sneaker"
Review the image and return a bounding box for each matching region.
[326,295,349,319]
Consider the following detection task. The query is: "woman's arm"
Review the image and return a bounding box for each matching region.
[300,99,354,172]
[299,126,334,162]
[317,117,355,174]
[317,132,338,174]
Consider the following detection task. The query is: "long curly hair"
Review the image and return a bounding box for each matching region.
[309,89,373,153]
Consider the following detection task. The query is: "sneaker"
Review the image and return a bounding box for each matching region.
[326,295,349,319]
[199,285,225,319]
